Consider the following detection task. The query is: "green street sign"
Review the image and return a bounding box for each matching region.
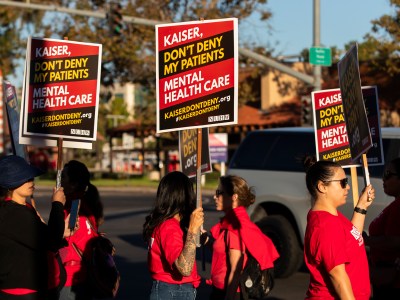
[309,47,332,66]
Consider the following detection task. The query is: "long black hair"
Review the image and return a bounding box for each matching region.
[63,160,104,225]
[143,171,196,242]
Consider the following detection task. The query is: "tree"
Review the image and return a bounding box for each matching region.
[0,0,273,120]
[350,0,400,112]
[0,7,28,75]
[358,0,400,76]
[0,0,273,86]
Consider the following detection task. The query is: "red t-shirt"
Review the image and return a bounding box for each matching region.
[148,218,201,287]
[369,197,400,263]
[208,227,246,290]
[60,215,98,286]
[368,197,400,288]
[304,210,370,300]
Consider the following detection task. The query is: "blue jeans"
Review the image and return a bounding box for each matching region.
[149,281,197,300]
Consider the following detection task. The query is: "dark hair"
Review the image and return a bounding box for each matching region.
[389,158,400,175]
[0,187,7,201]
[63,160,103,224]
[143,171,196,242]
[304,156,341,200]
[220,175,255,207]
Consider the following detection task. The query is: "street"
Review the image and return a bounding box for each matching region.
[33,185,308,300]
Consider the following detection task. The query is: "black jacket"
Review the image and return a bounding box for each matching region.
[0,200,65,299]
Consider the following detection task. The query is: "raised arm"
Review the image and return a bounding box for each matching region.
[351,184,375,232]
[174,207,204,276]
[47,187,67,251]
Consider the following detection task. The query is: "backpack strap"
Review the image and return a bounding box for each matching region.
[239,249,250,300]
[223,230,250,300]
[54,250,67,291]
[71,242,83,259]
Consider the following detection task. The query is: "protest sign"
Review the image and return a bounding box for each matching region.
[337,44,372,162]
[3,81,28,158]
[209,133,228,163]
[312,86,383,167]
[20,37,102,148]
[179,128,211,178]
[360,86,383,165]
[156,18,238,133]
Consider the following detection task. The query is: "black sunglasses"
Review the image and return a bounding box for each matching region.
[323,177,348,189]
[215,189,224,197]
[383,170,398,180]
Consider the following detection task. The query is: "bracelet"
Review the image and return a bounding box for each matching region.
[354,207,367,215]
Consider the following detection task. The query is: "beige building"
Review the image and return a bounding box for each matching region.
[260,61,313,110]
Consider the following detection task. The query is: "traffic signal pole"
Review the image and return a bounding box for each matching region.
[0,0,318,88]
[0,0,158,26]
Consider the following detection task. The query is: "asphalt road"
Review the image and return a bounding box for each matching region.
[33,185,309,300]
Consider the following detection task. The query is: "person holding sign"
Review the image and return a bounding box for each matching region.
[143,171,204,300]
[303,157,375,300]
[206,175,279,300]
[365,158,400,299]
[0,155,67,300]
[58,160,104,300]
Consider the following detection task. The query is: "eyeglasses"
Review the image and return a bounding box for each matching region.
[323,177,348,189]
[215,189,224,197]
[383,170,398,180]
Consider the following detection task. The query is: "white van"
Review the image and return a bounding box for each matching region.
[227,127,400,278]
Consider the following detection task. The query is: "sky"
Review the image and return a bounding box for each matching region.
[239,0,395,57]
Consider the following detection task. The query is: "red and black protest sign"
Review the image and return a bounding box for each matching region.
[337,44,372,162]
[312,88,350,164]
[21,37,102,141]
[156,18,238,133]
[312,86,383,166]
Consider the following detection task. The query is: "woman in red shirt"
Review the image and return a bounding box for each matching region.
[58,160,104,300]
[303,158,375,300]
[366,158,400,299]
[207,175,279,300]
[143,171,204,300]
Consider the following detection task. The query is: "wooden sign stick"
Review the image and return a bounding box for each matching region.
[196,128,202,248]
[196,128,202,208]
[350,166,359,208]
[351,153,370,208]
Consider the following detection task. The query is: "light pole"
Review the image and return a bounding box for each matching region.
[313,0,321,91]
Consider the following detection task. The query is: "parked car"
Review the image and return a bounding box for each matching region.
[227,127,400,278]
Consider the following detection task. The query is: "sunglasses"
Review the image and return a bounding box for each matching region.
[324,177,348,189]
[215,189,224,197]
[383,170,398,180]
